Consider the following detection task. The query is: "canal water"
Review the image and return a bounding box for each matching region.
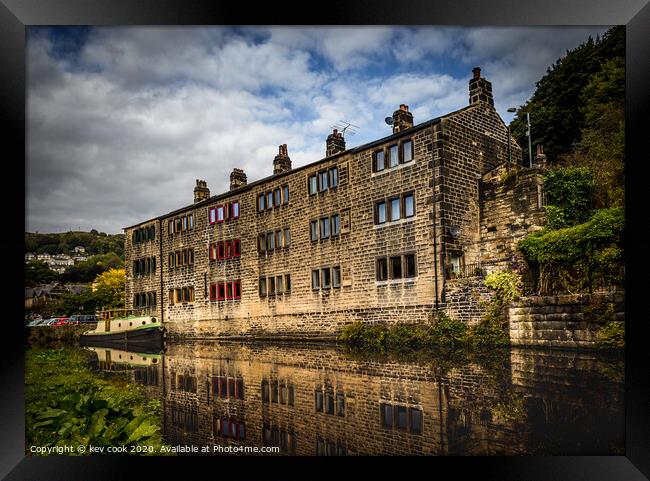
[71,341,625,455]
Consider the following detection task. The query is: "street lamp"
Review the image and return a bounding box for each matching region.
[506,108,516,167]
[507,107,533,168]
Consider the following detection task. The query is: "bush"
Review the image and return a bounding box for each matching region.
[429,311,468,347]
[596,321,624,349]
[518,207,624,293]
[338,322,387,350]
[543,167,595,229]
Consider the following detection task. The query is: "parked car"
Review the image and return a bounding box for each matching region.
[39,318,58,326]
[49,317,71,327]
[69,315,98,324]
[27,319,44,327]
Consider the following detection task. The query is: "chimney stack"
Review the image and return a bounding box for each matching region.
[230,168,247,190]
[534,144,547,169]
[392,104,414,134]
[193,179,210,203]
[469,67,494,107]
[326,129,346,157]
[273,144,292,175]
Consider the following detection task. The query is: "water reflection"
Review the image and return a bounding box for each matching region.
[84,342,624,456]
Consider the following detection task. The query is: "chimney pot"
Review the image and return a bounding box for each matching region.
[273,144,292,174]
[193,179,210,203]
[469,67,494,107]
[326,128,346,157]
[472,67,481,79]
[392,104,414,133]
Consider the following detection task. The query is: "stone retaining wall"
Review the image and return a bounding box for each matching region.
[508,289,624,349]
[443,277,494,325]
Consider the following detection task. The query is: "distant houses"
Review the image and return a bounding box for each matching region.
[24,282,90,308]
[25,247,89,274]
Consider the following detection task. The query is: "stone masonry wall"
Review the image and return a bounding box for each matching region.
[509,289,625,349]
[443,277,494,325]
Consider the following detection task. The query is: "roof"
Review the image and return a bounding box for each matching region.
[123,101,497,230]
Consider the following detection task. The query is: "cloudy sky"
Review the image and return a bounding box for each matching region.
[26,26,610,234]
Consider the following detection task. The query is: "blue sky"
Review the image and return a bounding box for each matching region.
[26,26,610,234]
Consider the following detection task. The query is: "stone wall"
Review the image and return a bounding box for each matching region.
[443,277,494,325]
[509,289,625,349]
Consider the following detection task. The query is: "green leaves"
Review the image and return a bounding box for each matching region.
[26,348,166,455]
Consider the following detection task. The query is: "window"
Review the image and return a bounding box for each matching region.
[410,408,422,434]
[336,393,345,417]
[274,188,281,207]
[310,221,318,241]
[266,232,274,251]
[168,220,173,235]
[308,175,317,195]
[389,197,401,221]
[233,280,241,299]
[331,214,340,237]
[390,256,402,279]
[217,282,226,301]
[258,193,265,211]
[259,278,267,297]
[401,139,413,163]
[332,266,341,288]
[225,241,233,259]
[232,201,240,219]
[283,228,290,247]
[209,208,217,225]
[325,391,335,415]
[374,149,385,172]
[377,258,388,281]
[381,404,393,428]
[311,270,320,290]
[405,254,416,278]
[182,216,188,231]
[268,277,276,296]
[217,242,225,260]
[266,191,273,209]
[404,193,415,218]
[320,218,330,239]
[321,268,331,289]
[376,201,386,224]
[396,405,408,430]
[233,239,241,257]
[329,167,338,188]
[282,185,289,204]
[388,144,399,168]
[315,391,323,412]
[226,281,234,300]
[285,274,291,293]
[258,234,266,253]
[275,230,282,249]
[189,214,194,229]
[262,380,269,403]
[210,283,217,301]
[318,171,329,192]
[216,205,225,223]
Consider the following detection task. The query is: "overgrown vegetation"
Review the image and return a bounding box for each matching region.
[518,207,623,294]
[596,322,625,349]
[26,349,169,455]
[543,167,595,229]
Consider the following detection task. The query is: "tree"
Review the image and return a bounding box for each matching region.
[93,268,126,309]
[25,260,60,287]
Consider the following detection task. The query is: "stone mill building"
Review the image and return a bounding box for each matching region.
[124,68,547,338]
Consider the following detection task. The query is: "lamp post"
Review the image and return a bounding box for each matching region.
[507,107,532,167]
[506,107,516,166]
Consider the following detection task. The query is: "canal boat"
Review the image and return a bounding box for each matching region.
[80,308,164,348]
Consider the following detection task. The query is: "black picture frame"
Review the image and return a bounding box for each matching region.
[3,0,648,479]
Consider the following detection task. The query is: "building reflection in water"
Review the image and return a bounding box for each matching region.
[85,342,624,456]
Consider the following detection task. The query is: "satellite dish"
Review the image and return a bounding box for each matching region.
[384,117,393,125]
[448,226,461,237]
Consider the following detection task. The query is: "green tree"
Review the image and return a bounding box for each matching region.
[543,167,595,229]
[25,260,60,287]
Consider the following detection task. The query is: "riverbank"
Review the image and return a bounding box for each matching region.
[25,348,169,455]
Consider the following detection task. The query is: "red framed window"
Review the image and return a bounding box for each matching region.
[234,280,241,299]
[209,207,216,225]
[224,202,231,221]
[225,241,233,259]
[209,244,216,261]
[233,239,241,257]
[226,281,234,300]
[217,282,226,301]
[216,205,225,223]
[217,241,225,260]
[209,283,217,301]
[232,201,240,219]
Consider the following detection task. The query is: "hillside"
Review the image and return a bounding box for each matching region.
[25,230,125,258]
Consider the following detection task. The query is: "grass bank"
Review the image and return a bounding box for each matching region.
[26,348,169,455]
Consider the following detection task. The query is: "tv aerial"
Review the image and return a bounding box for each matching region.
[332,121,359,138]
